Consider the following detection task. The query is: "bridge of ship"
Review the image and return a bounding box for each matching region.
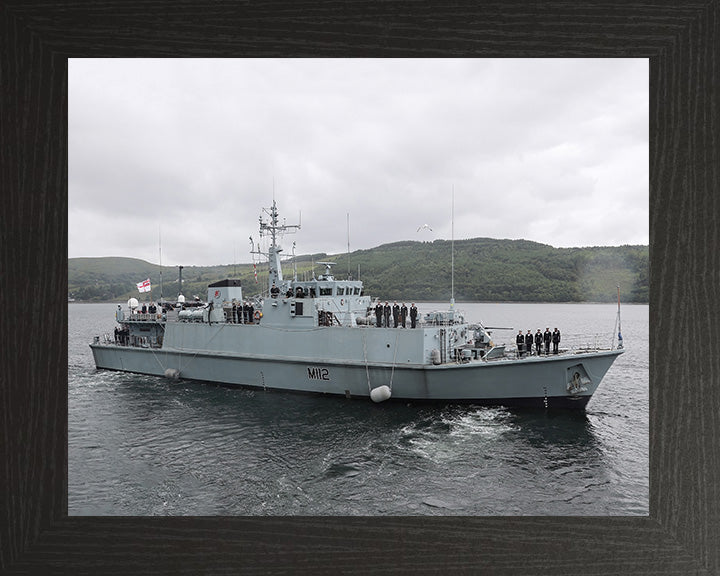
[285,278,364,299]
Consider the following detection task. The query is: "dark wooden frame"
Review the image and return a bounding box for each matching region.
[1,2,718,574]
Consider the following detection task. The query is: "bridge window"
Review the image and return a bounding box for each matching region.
[337,287,345,296]
[354,287,361,295]
[319,287,332,296]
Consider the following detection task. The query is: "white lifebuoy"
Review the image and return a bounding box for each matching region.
[254,311,262,320]
[340,298,344,305]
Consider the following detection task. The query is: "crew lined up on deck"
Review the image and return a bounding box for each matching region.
[516,327,561,356]
[134,302,158,315]
[375,302,418,328]
[228,300,255,324]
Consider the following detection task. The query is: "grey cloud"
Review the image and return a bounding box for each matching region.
[69,58,648,266]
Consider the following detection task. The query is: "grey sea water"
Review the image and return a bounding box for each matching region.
[69,301,648,516]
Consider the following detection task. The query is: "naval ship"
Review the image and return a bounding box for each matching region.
[90,201,624,409]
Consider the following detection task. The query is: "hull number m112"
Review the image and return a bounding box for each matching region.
[307,367,330,381]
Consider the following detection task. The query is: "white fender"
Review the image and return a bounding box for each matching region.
[370,385,392,403]
[164,368,180,380]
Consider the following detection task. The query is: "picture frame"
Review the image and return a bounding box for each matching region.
[1,2,716,573]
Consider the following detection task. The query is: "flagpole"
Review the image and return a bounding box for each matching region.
[616,285,623,349]
[159,225,163,305]
[450,185,455,309]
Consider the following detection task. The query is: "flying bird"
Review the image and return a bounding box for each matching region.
[417,224,433,232]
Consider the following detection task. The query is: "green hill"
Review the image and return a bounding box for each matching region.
[68,239,648,304]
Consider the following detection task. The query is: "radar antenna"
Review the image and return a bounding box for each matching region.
[317,261,336,280]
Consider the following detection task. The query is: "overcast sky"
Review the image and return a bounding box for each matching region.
[69,58,648,267]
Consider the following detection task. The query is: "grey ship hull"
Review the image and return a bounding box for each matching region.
[92,201,624,409]
[90,323,622,409]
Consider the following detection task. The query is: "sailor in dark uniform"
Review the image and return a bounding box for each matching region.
[248,302,255,323]
[270,282,280,298]
[409,304,418,328]
[400,303,408,328]
[114,327,119,343]
[141,303,147,314]
[383,302,391,327]
[525,330,534,356]
[516,330,525,356]
[392,302,400,328]
[552,327,561,354]
[375,303,383,327]
[543,327,551,355]
[534,329,543,356]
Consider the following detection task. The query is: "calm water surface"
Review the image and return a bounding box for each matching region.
[69,302,648,516]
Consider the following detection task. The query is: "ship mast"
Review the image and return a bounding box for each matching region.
[255,200,301,293]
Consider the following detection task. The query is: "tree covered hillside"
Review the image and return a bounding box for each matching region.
[68,239,648,303]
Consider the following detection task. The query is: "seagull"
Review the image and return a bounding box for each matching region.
[417,224,433,232]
